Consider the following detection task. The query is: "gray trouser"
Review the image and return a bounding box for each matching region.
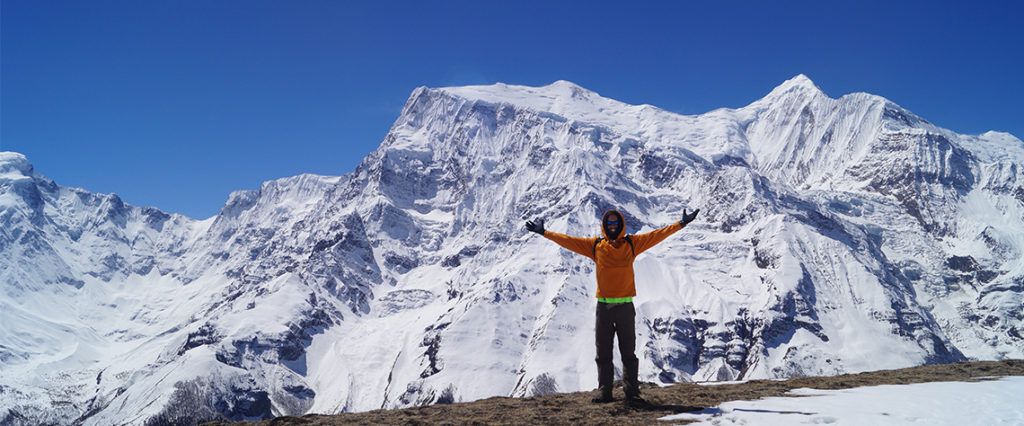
[595,301,639,398]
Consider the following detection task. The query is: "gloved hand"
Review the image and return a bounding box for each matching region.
[679,208,700,227]
[525,218,546,235]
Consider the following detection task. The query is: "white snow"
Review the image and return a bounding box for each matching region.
[436,80,753,165]
[960,131,1024,163]
[660,376,1024,425]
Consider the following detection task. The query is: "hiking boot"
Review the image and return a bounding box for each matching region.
[591,394,614,404]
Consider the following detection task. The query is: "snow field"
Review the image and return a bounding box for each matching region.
[660,376,1024,425]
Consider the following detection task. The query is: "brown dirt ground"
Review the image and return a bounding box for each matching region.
[203,359,1024,425]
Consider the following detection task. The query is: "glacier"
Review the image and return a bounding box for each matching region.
[1,75,1022,424]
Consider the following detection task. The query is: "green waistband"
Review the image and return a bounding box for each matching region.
[597,297,633,304]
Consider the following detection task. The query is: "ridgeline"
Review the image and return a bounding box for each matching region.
[204,359,1024,425]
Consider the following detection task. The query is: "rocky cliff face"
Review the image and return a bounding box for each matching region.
[2,75,1022,425]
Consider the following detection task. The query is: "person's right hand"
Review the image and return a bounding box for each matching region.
[525,219,546,235]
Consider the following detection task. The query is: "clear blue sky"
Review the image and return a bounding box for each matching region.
[3,1,1022,219]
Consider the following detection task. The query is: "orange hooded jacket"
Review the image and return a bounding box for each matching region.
[542,209,683,298]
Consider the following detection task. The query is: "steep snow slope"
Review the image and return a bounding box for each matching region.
[1,75,1022,425]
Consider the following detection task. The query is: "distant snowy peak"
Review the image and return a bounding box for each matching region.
[760,74,828,102]
[437,80,613,116]
[407,81,742,165]
[0,152,35,180]
[0,152,48,213]
[431,80,695,138]
[745,75,940,137]
[964,131,1024,163]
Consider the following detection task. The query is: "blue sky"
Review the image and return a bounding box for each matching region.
[2,1,1022,219]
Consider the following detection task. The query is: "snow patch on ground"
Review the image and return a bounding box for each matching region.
[661,376,1024,425]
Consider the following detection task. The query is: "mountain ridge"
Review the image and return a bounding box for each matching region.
[200,359,1024,426]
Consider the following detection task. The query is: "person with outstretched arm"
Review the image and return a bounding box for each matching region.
[525,208,699,409]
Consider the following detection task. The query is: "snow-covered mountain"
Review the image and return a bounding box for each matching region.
[2,75,1022,425]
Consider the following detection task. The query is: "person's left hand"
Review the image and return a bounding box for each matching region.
[679,208,700,227]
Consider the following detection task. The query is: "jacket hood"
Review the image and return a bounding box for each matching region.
[601,209,625,240]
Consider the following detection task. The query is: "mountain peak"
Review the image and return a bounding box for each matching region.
[436,79,606,110]
[781,74,820,90]
[0,151,34,179]
[544,79,598,97]
[428,80,664,137]
[786,73,816,87]
[762,74,826,101]
[546,79,586,90]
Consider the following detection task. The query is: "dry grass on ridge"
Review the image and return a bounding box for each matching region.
[205,359,1024,425]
